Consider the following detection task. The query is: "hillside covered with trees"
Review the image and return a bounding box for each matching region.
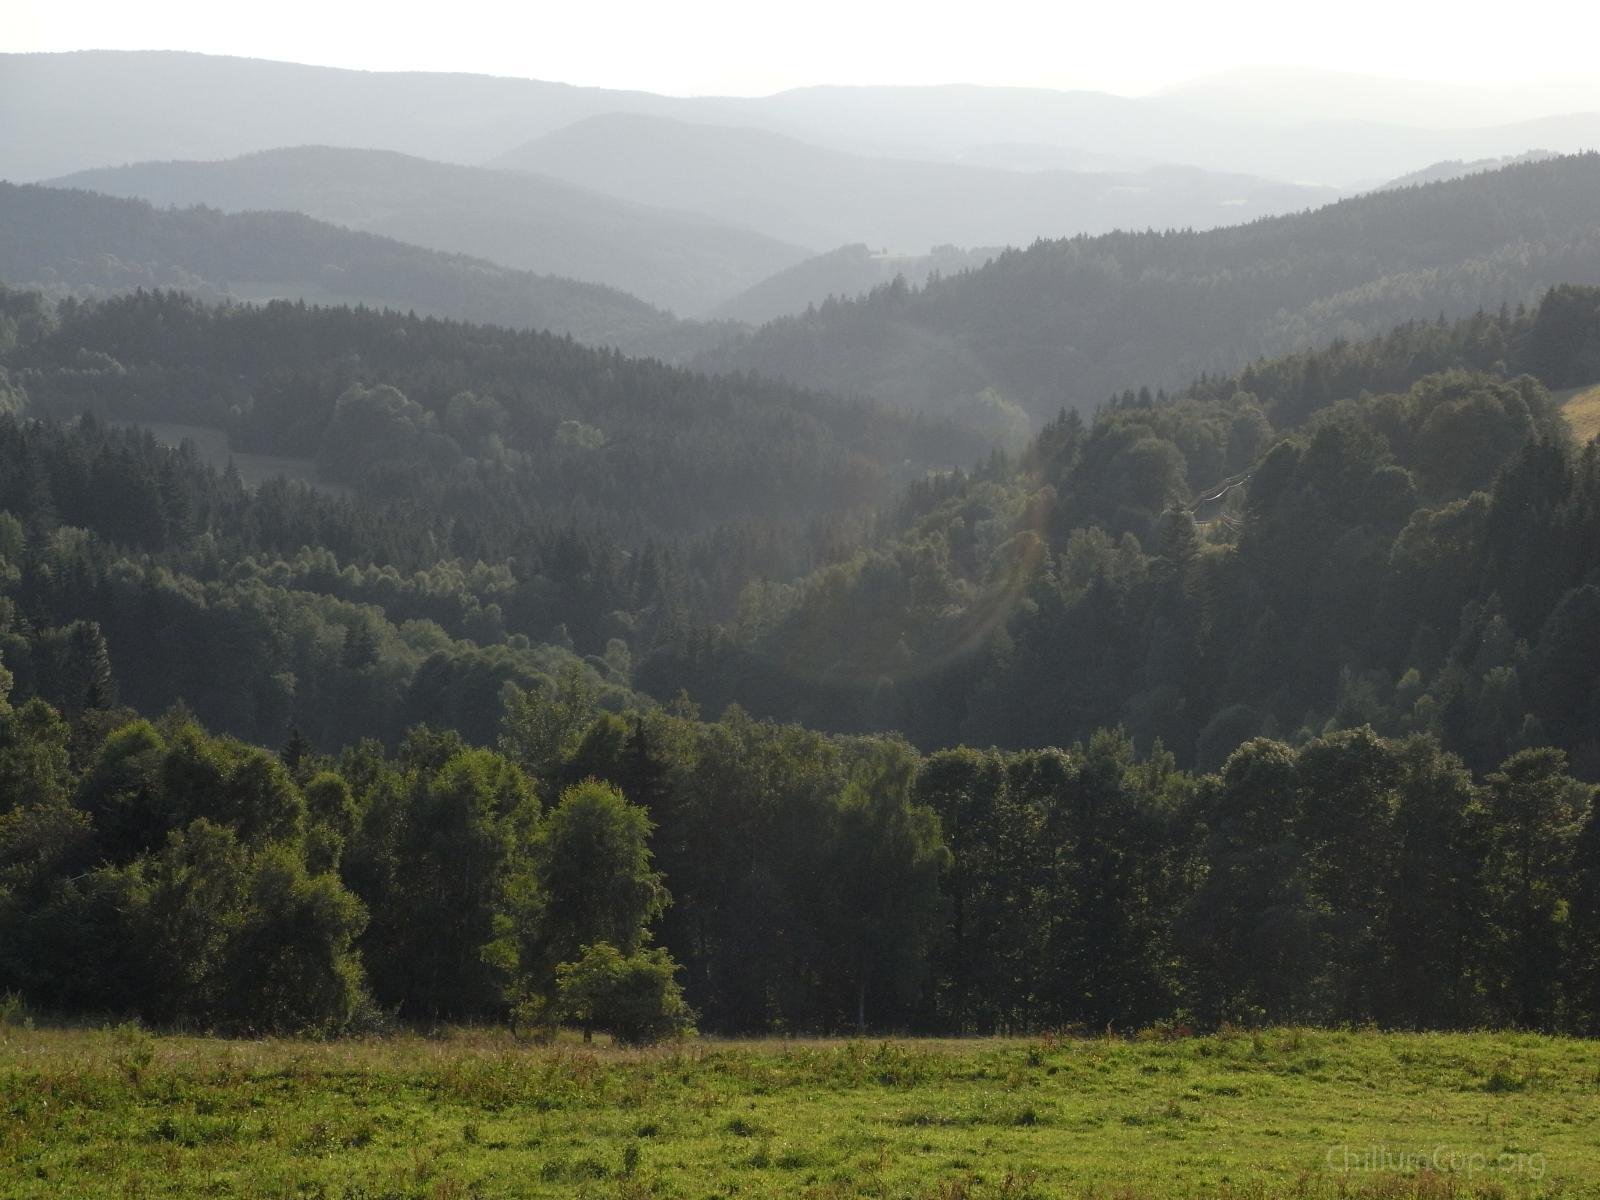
[658,286,1600,781]
[701,154,1600,423]
[1,213,1599,1047]
[4,286,981,536]
[18,37,1600,1200]
[51,147,810,315]
[0,282,991,750]
[2,637,1598,1038]
[4,279,1600,778]
[710,242,1001,326]
[0,182,734,361]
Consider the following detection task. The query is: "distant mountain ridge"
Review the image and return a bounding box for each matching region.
[710,244,1001,326]
[709,82,1600,186]
[493,113,1341,252]
[0,182,735,360]
[49,146,808,315]
[8,51,1600,190]
[0,50,742,179]
[1374,150,1558,191]
[697,154,1600,423]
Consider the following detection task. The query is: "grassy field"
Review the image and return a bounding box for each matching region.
[1557,383,1600,443]
[112,421,350,497]
[2,1025,1597,1199]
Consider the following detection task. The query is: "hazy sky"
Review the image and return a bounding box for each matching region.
[8,0,1600,97]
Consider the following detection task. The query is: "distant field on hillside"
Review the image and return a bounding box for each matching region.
[1560,383,1600,443]
[113,421,350,496]
[3,1025,1596,1198]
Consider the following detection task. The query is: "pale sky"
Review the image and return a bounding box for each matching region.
[6,0,1599,98]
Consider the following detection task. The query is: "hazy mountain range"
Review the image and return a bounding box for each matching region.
[50,147,808,315]
[17,151,1600,436]
[0,181,734,360]
[493,113,1339,251]
[6,51,1597,189]
[698,155,1600,421]
[44,131,1353,318]
[725,83,1600,187]
[8,50,1600,426]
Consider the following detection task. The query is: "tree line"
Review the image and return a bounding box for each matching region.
[2,666,1597,1038]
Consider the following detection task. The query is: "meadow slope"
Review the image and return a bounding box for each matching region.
[3,1026,1597,1198]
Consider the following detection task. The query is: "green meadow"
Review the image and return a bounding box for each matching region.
[1559,382,1600,444]
[3,1026,1597,1199]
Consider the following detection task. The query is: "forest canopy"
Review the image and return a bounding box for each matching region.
[1,196,1599,1042]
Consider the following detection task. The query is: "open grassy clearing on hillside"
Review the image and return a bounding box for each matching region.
[1558,383,1600,444]
[2,1026,1597,1199]
[110,420,350,496]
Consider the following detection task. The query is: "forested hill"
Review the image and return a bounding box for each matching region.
[652,286,1600,779]
[698,153,1600,424]
[1372,149,1556,191]
[2,287,982,539]
[3,291,1600,1041]
[50,147,809,315]
[711,243,1001,326]
[0,183,732,361]
[6,282,1599,775]
[0,279,988,751]
[3,331,1598,1039]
